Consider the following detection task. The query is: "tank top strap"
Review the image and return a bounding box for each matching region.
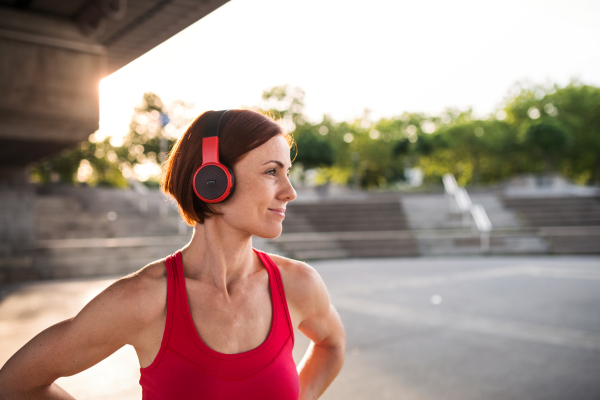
[172,250,189,313]
[253,249,295,346]
[140,253,177,373]
[169,250,202,349]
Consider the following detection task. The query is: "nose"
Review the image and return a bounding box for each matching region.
[282,175,297,202]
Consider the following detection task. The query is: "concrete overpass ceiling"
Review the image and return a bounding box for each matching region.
[101,0,231,74]
[1,0,231,74]
[0,0,88,17]
[0,0,229,167]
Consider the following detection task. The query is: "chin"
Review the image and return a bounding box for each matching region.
[254,224,283,240]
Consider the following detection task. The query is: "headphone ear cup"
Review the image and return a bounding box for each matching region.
[192,164,228,202]
[192,163,235,203]
[224,163,236,199]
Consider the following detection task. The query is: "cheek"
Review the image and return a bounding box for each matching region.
[231,175,272,207]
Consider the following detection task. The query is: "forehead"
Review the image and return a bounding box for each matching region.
[244,134,291,165]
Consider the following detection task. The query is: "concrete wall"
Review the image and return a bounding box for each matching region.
[0,8,106,167]
[0,8,106,278]
[0,167,36,281]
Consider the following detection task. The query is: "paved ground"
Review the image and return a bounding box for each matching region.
[1,255,599,399]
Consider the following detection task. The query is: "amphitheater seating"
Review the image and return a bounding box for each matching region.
[12,185,597,282]
[500,195,600,254]
[32,185,188,280]
[274,195,419,260]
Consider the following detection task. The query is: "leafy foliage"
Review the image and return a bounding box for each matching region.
[30,93,193,187]
[29,81,600,190]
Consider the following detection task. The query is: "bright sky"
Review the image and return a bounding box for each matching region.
[99,0,600,140]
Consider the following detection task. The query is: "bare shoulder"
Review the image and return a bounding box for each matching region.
[266,253,330,317]
[81,258,169,338]
[268,253,321,287]
[113,259,168,318]
[128,258,168,284]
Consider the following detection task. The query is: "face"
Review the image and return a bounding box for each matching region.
[210,134,297,239]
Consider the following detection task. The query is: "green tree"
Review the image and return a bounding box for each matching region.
[410,81,599,187]
[30,138,127,187]
[259,85,335,185]
[115,92,192,186]
[524,122,570,173]
[30,92,193,187]
[504,81,600,185]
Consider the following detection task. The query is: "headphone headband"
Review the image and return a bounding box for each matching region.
[203,109,229,138]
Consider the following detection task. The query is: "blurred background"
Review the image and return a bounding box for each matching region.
[0,0,599,399]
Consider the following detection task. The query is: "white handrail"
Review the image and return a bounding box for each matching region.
[455,187,472,212]
[126,178,149,213]
[162,192,189,235]
[443,174,459,213]
[471,203,492,253]
[442,173,493,253]
[127,178,149,195]
[443,174,459,195]
[471,204,492,232]
[126,178,189,235]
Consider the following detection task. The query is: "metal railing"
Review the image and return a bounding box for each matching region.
[126,178,189,235]
[443,173,492,253]
[126,177,149,213]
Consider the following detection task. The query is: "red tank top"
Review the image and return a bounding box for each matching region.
[139,248,299,399]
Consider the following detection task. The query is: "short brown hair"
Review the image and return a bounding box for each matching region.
[161,109,295,225]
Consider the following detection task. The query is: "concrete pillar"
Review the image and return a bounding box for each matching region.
[0,8,106,281]
[0,8,106,164]
[0,166,36,281]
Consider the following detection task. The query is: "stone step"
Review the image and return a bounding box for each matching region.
[550,243,600,254]
[277,238,417,252]
[2,235,283,282]
[288,211,405,220]
[501,196,599,204]
[401,193,523,230]
[282,224,411,233]
[500,196,600,251]
[31,235,191,279]
[522,218,600,227]
[36,222,183,240]
[272,229,419,260]
[283,217,409,226]
[503,205,600,216]
[415,235,549,256]
[287,246,419,261]
[273,199,420,259]
[283,199,413,237]
[545,234,600,254]
[507,200,600,207]
[35,188,186,241]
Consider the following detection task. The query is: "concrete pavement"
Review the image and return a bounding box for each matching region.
[1,255,599,399]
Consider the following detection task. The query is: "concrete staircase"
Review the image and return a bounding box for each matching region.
[401,191,549,256]
[499,195,600,254]
[5,182,597,282]
[30,185,191,280]
[270,194,419,260]
[6,185,279,281]
[35,185,183,239]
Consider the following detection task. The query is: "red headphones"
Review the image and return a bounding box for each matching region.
[192,110,236,203]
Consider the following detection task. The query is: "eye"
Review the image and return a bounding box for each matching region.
[266,169,291,177]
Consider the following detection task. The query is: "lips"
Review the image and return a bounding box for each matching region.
[269,208,285,217]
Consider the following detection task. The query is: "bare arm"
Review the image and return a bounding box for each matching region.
[295,265,346,400]
[0,270,161,399]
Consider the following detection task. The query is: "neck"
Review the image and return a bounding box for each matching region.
[180,217,257,297]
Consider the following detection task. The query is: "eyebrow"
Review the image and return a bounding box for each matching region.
[263,160,291,170]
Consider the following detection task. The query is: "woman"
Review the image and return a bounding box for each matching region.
[0,109,346,399]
